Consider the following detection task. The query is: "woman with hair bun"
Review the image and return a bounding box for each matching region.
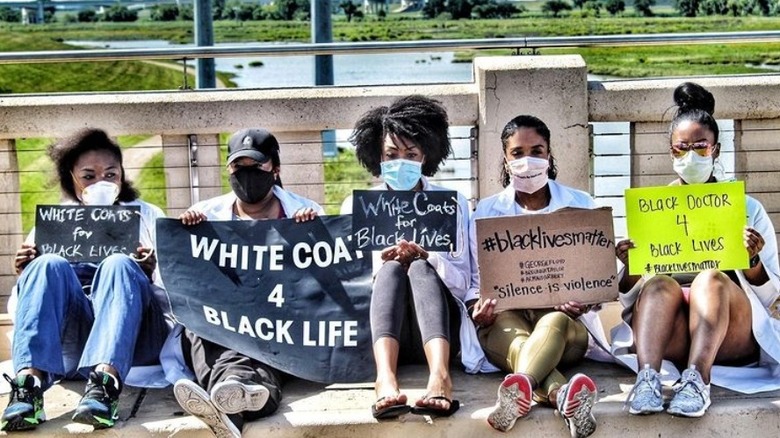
[614,82,780,418]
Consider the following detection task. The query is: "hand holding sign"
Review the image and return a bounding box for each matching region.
[381,239,429,265]
[744,227,765,260]
[14,243,37,275]
[133,246,156,280]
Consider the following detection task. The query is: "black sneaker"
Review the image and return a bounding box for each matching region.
[72,371,122,429]
[1,373,45,431]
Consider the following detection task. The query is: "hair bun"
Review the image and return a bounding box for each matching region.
[673,82,715,116]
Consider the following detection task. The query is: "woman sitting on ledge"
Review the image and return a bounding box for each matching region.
[614,82,780,418]
[468,115,601,437]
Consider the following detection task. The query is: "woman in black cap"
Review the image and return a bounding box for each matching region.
[172,128,322,438]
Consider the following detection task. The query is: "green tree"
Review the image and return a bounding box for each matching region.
[422,0,446,18]
[0,6,21,22]
[542,0,573,16]
[604,0,625,14]
[212,0,225,19]
[699,0,727,14]
[633,0,655,16]
[101,4,138,22]
[340,0,359,21]
[473,0,521,18]
[77,8,97,22]
[150,4,179,21]
[179,4,194,20]
[271,0,310,20]
[676,0,700,16]
[755,0,770,15]
[583,0,602,15]
[448,0,474,18]
[60,13,77,23]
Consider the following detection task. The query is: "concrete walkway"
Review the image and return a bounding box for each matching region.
[1,360,778,437]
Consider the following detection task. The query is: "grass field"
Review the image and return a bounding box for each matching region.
[6,12,780,226]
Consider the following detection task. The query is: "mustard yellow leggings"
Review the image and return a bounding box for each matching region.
[478,309,589,404]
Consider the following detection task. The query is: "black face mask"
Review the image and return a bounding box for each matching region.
[229,167,276,204]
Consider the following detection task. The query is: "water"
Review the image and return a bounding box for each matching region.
[68,40,736,239]
[66,40,474,88]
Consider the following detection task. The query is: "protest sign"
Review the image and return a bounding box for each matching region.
[350,190,459,251]
[625,181,747,275]
[476,207,617,311]
[156,215,374,384]
[35,205,140,263]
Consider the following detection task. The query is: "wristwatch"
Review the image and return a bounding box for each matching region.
[750,254,761,268]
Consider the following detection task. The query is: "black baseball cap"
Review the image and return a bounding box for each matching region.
[227,128,280,164]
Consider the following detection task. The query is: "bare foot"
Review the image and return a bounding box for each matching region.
[375,377,407,410]
[416,372,453,411]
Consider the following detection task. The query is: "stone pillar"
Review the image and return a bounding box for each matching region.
[0,139,22,309]
[474,55,589,200]
[274,131,325,207]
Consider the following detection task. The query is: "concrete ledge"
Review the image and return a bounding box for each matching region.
[2,361,779,437]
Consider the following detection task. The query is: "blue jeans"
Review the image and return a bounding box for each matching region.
[12,253,169,390]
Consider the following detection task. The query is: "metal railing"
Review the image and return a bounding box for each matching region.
[1,31,780,64]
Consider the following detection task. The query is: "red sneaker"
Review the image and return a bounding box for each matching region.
[487,373,533,432]
[557,373,597,438]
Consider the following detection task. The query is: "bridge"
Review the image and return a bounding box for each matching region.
[0,38,779,436]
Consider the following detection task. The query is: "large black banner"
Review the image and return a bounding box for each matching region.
[35,205,140,263]
[156,215,374,384]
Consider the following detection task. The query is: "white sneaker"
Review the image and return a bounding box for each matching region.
[667,366,711,418]
[173,379,240,438]
[626,364,664,415]
[210,376,270,415]
[557,373,598,438]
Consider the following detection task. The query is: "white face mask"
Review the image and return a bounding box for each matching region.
[507,157,549,194]
[673,151,714,184]
[80,181,120,205]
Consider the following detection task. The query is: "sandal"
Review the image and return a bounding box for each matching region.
[410,395,460,417]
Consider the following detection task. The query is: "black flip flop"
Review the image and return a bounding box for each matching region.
[410,396,460,417]
[371,397,412,420]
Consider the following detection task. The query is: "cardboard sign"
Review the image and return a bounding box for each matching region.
[35,205,141,263]
[476,207,618,311]
[156,215,374,384]
[625,181,748,275]
[350,190,459,251]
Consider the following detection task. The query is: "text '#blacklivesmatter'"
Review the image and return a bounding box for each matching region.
[484,227,612,253]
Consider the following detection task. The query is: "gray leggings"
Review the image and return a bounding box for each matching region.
[371,259,461,364]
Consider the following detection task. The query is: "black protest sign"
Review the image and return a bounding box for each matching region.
[35,205,141,263]
[156,215,374,384]
[351,190,459,251]
[476,207,618,311]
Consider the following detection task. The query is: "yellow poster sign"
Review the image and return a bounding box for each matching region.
[624,181,747,276]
